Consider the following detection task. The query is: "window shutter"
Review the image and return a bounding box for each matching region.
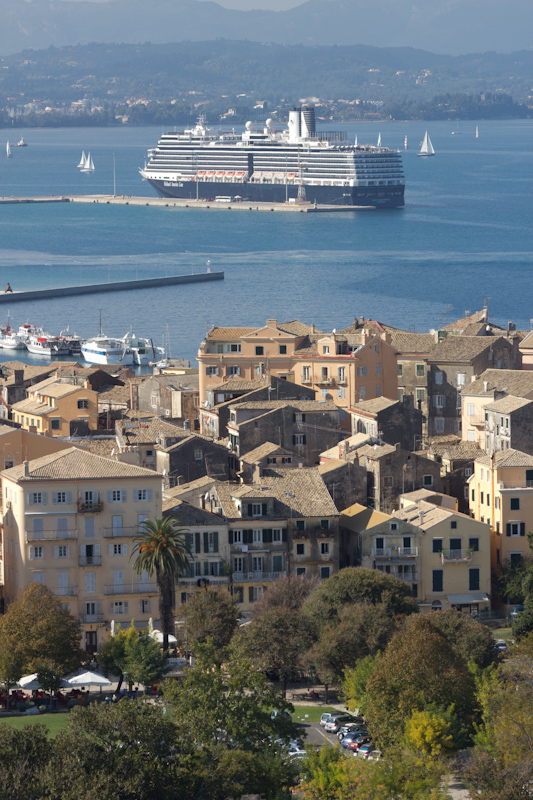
[247,504,253,517]
[28,494,33,505]
[121,490,127,502]
[124,601,129,613]
[203,532,209,553]
[292,435,296,445]
[262,503,267,516]
[41,493,47,505]
[520,523,526,536]
[94,544,100,557]
[264,529,272,543]
[242,530,250,545]
[52,492,59,504]
[80,545,86,556]
[109,544,114,556]
[302,435,306,445]
[123,543,128,556]
[29,547,34,560]
[213,532,219,552]
[248,587,254,603]
[282,529,287,543]
[302,413,306,422]
[203,561,209,576]
[54,546,59,559]
[229,530,233,544]
[66,491,72,504]
[147,489,152,501]
[107,491,113,502]
[195,532,201,554]
[506,524,511,537]
[109,602,115,613]
[133,490,140,502]
[292,413,296,422]
[65,545,70,558]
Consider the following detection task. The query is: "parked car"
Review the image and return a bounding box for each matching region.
[320,713,336,728]
[494,639,508,654]
[356,743,375,759]
[511,605,525,619]
[345,736,372,752]
[337,723,368,741]
[324,715,356,733]
[340,732,369,749]
[366,750,382,761]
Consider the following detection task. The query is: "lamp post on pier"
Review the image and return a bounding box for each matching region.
[113,152,116,197]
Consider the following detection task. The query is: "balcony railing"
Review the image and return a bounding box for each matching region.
[498,482,533,490]
[178,576,228,585]
[104,583,157,596]
[233,571,282,582]
[78,500,103,513]
[53,587,78,597]
[291,527,334,539]
[441,549,473,563]
[372,547,418,559]
[79,556,102,567]
[398,547,418,557]
[394,572,419,582]
[372,547,392,558]
[103,527,137,538]
[80,614,104,624]
[26,529,77,542]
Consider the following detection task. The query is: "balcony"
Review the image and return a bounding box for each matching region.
[80,614,104,624]
[316,376,332,386]
[336,375,347,385]
[372,547,392,558]
[291,527,334,539]
[178,576,228,586]
[498,482,533,490]
[26,529,77,542]
[233,571,281,582]
[103,527,137,539]
[398,547,418,557]
[53,587,78,597]
[441,549,473,563]
[372,547,418,559]
[104,583,157,596]
[394,572,419,582]
[78,500,103,513]
[301,377,311,384]
[79,556,102,567]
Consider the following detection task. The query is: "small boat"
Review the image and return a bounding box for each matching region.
[418,131,435,157]
[475,125,479,139]
[128,335,164,365]
[6,142,12,158]
[25,331,71,357]
[59,329,85,354]
[0,330,25,350]
[82,335,135,365]
[12,138,28,147]
[77,150,86,168]
[80,152,95,173]
[377,133,381,147]
[404,136,408,149]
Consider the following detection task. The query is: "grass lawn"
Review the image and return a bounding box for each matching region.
[492,626,513,639]
[291,705,341,724]
[0,713,68,737]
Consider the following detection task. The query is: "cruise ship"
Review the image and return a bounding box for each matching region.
[140,106,405,208]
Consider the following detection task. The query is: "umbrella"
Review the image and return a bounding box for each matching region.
[67,671,112,688]
[151,630,177,645]
[18,674,71,690]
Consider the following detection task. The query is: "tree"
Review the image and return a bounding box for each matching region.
[34,659,65,695]
[0,584,84,676]
[131,516,191,652]
[302,567,417,629]
[183,589,238,658]
[236,607,312,697]
[404,708,455,756]
[427,608,495,667]
[98,623,138,694]
[343,653,380,715]
[254,574,319,613]
[365,616,477,749]
[0,723,50,800]
[124,632,170,688]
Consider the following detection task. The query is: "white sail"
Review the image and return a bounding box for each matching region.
[89,156,95,171]
[77,150,86,168]
[354,135,358,147]
[475,125,479,139]
[81,152,95,173]
[418,131,435,157]
[377,132,381,147]
[404,136,408,149]
[6,141,12,158]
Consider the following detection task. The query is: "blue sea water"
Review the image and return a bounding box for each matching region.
[0,119,531,364]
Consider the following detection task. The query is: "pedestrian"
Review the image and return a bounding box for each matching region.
[5,283,12,293]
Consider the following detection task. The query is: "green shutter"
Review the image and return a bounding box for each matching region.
[520,523,526,536]
[248,587,254,603]
[302,434,306,445]
[506,524,511,537]
[195,532,201,553]
[263,529,273,543]
[203,531,209,553]
[302,413,306,423]
[229,530,234,544]
[247,504,253,517]
[282,529,287,543]
[262,503,267,516]
[213,532,219,552]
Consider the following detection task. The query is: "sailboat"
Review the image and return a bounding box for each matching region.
[377,132,382,147]
[404,136,408,149]
[475,125,479,139]
[81,152,95,173]
[77,150,86,168]
[418,131,435,157]
[6,142,12,158]
[354,135,358,147]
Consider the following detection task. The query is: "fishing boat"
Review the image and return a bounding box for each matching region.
[77,150,86,168]
[25,331,71,357]
[12,138,28,147]
[59,329,85,354]
[0,328,25,349]
[80,152,95,173]
[418,132,435,157]
[6,142,12,158]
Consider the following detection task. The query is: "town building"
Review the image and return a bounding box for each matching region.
[483,396,533,456]
[461,370,533,446]
[238,442,298,483]
[349,396,423,453]
[12,378,99,437]
[1,448,161,653]
[137,373,200,428]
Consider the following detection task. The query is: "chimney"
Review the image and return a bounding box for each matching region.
[418,509,424,526]
[483,381,488,392]
[266,319,278,329]
[359,316,365,325]
[23,460,30,477]
[14,369,24,386]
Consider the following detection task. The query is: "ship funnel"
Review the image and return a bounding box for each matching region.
[300,106,316,139]
[288,108,301,143]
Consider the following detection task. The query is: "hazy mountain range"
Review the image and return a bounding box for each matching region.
[1,0,532,57]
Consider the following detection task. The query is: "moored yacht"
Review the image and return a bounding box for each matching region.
[81,335,135,365]
[25,331,71,357]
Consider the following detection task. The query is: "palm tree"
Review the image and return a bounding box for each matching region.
[131,517,191,653]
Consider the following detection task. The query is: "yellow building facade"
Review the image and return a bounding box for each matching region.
[12,378,98,437]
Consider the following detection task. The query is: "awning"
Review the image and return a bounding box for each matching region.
[446,593,489,605]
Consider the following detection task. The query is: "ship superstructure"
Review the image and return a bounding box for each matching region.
[140,106,404,208]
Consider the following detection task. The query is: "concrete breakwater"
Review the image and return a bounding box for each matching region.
[0,272,224,304]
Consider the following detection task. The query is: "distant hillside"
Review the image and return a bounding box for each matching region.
[1,0,532,56]
[1,41,532,108]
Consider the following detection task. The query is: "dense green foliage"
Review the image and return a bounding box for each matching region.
[183,588,238,657]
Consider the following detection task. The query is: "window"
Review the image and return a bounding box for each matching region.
[227,366,240,376]
[435,419,445,433]
[133,489,152,502]
[233,530,242,544]
[416,364,425,377]
[139,599,150,614]
[29,545,44,559]
[51,419,60,430]
[294,412,305,423]
[337,386,346,399]
[510,553,522,571]
[252,556,263,572]
[249,586,265,603]
[433,394,446,408]
[469,568,480,591]
[467,403,475,417]
[510,498,520,510]
[432,538,443,553]
[108,489,126,503]
[29,492,47,505]
[373,343,379,353]
[383,476,393,488]
[150,393,158,408]
[486,493,490,506]
[359,387,366,400]
[320,387,329,398]
[423,475,433,486]
[507,522,525,537]
[279,344,287,354]
[457,373,466,386]
[253,529,262,543]
[230,343,241,353]
[251,504,264,517]
[110,601,128,615]
[77,399,89,409]
[375,364,381,375]
[234,587,244,603]
[267,457,277,464]
[273,529,282,542]
[416,388,425,402]
[357,366,367,377]
[206,366,219,376]
[338,367,345,382]
[293,434,306,446]
[234,557,244,573]
[320,566,331,579]
[397,363,403,376]
[282,457,292,464]
[296,543,305,556]
[375,384,382,397]
[435,371,443,384]
[255,346,264,356]
[33,573,45,584]
[53,491,71,504]
[302,366,310,382]
[432,570,444,592]
[85,572,96,593]
[323,345,330,354]
[56,545,69,559]
[296,567,306,575]
[495,497,500,509]
[467,430,476,442]
[111,543,126,556]
[390,522,398,531]
[469,538,479,552]
[398,388,404,402]
[194,448,203,461]
[451,520,457,529]
[321,542,330,555]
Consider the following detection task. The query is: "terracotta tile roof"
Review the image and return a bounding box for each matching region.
[278,320,324,337]
[214,378,267,393]
[428,335,503,363]
[116,417,190,446]
[395,500,480,530]
[351,397,398,415]
[31,381,89,399]
[400,488,456,508]
[97,385,132,406]
[72,438,119,458]
[163,500,226,524]
[519,331,533,348]
[428,442,482,461]
[206,327,258,341]
[239,442,285,464]
[320,433,372,460]
[356,443,397,459]
[2,446,159,481]
[163,475,219,501]
[232,400,338,412]
[12,398,55,415]
[442,309,487,331]
[483,396,533,413]
[318,458,349,474]
[464,369,533,398]
[390,331,436,355]
[476,448,533,468]
[340,503,390,531]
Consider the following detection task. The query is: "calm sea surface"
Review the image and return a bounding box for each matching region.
[0,120,531,364]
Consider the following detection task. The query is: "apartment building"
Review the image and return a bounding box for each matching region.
[349,396,422,453]
[1,448,161,653]
[469,448,533,576]
[197,318,398,421]
[461,370,533,446]
[12,377,98,437]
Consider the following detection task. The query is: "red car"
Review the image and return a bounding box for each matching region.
[345,736,372,752]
